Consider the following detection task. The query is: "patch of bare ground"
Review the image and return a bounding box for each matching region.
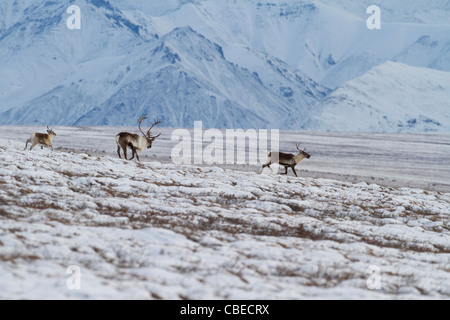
[0,252,40,263]
[306,268,360,288]
[272,263,362,288]
[91,246,148,269]
[361,235,448,254]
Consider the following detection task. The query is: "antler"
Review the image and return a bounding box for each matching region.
[147,118,161,138]
[138,115,148,136]
[296,142,306,152]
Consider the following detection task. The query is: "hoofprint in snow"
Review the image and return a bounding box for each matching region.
[0,139,449,299]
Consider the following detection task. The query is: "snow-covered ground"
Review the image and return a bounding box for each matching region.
[1,126,449,192]
[0,127,449,299]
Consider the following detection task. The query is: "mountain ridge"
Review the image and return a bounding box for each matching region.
[0,0,449,132]
[303,62,450,132]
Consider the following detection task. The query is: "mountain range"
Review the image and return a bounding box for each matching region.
[0,0,449,132]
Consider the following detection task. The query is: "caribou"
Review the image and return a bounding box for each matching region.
[115,116,161,161]
[24,126,57,151]
[261,143,311,177]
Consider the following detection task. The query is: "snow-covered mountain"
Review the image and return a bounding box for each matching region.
[147,0,450,88]
[0,0,327,129]
[73,26,328,128]
[0,0,449,132]
[299,62,450,132]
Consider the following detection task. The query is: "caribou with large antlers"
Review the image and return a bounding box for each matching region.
[261,143,311,177]
[24,126,57,151]
[115,116,161,161]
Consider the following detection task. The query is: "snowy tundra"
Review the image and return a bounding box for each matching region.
[0,127,449,299]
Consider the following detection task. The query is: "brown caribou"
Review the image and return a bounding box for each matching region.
[25,126,57,151]
[261,143,311,177]
[115,116,161,161]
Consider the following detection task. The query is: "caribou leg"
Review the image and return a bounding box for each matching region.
[261,161,273,174]
[122,146,128,160]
